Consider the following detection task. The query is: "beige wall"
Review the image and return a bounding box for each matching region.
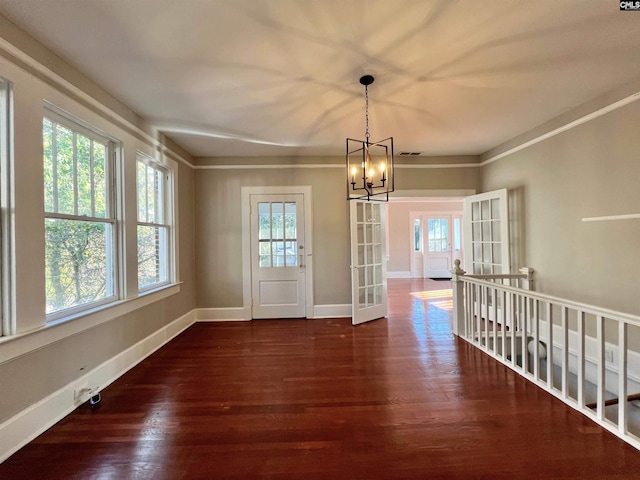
[0,24,196,424]
[195,160,350,307]
[194,158,480,308]
[481,97,640,316]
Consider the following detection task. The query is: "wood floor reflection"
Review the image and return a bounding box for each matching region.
[2,278,640,479]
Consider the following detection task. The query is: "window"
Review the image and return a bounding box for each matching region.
[137,154,171,290]
[413,218,421,252]
[43,112,117,317]
[453,217,461,252]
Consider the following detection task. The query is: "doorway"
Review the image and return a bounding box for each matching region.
[421,214,463,278]
[241,186,314,319]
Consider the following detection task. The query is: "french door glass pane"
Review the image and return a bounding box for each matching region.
[354,203,383,308]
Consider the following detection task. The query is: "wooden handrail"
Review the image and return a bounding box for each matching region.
[457,275,640,327]
[467,274,528,280]
[586,393,640,409]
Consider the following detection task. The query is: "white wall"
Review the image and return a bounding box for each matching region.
[387,200,463,277]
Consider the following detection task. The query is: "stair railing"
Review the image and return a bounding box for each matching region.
[451,259,640,452]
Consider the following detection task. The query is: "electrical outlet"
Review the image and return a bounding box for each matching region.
[74,385,89,403]
[74,385,98,404]
[605,349,614,363]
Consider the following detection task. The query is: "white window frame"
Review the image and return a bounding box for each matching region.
[136,152,173,292]
[0,78,14,336]
[43,109,120,321]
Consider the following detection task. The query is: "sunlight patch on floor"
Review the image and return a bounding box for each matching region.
[429,299,453,311]
[410,289,452,300]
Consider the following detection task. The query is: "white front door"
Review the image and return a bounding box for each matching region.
[251,194,305,318]
[350,200,387,325]
[423,215,453,278]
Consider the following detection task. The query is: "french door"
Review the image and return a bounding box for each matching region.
[463,189,511,324]
[463,189,510,275]
[350,200,387,325]
[250,194,306,318]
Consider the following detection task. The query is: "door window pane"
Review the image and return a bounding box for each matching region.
[285,202,296,239]
[258,201,298,267]
[428,218,449,252]
[258,202,271,240]
[272,202,284,240]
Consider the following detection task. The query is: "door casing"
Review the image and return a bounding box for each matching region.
[241,186,314,320]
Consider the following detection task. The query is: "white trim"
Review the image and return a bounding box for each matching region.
[0,37,193,169]
[196,164,339,170]
[195,305,352,320]
[241,186,314,319]
[0,308,196,464]
[395,163,480,169]
[387,271,412,279]
[195,163,480,170]
[0,284,181,365]
[582,213,640,223]
[390,189,476,199]
[482,90,640,166]
[311,304,351,318]
[196,307,251,321]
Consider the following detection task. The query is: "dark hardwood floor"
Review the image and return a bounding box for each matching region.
[2,278,640,479]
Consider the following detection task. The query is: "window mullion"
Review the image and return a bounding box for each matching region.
[52,122,58,213]
[72,132,78,216]
[45,211,115,224]
[90,140,95,217]
[269,202,274,266]
[145,164,149,223]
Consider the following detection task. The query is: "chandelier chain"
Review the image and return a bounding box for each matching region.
[365,85,370,143]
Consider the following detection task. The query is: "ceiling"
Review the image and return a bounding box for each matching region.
[1,0,640,158]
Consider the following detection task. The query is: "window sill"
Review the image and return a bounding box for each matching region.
[0,282,182,365]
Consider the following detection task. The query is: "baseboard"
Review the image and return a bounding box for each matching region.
[0,309,197,464]
[196,305,352,320]
[196,307,251,321]
[387,271,412,279]
[311,304,351,318]
[539,321,640,394]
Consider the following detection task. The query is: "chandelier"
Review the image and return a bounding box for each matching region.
[346,75,394,201]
